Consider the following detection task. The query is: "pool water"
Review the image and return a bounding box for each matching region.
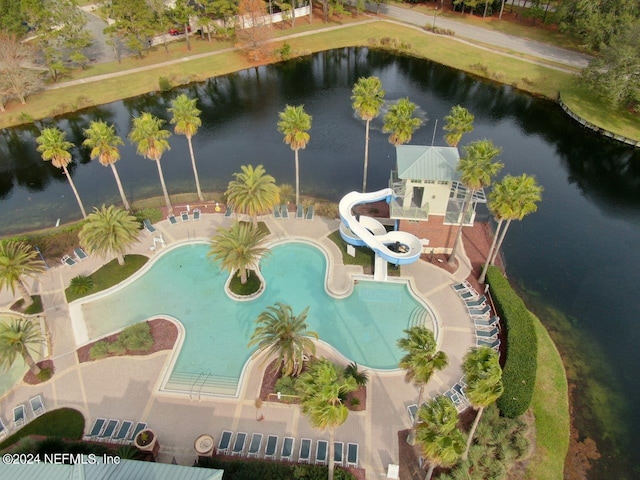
[80,242,432,395]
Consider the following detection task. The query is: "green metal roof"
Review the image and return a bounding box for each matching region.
[0,458,224,480]
[395,145,460,181]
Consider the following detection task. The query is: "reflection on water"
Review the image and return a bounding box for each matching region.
[1,47,639,477]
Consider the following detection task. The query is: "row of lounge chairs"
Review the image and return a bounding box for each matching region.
[1,395,46,438]
[61,247,88,267]
[452,281,501,351]
[167,209,201,225]
[274,204,314,220]
[216,431,358,467]
[84,418,148,444]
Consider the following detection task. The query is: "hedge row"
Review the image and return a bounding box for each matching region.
[197,457,357,480]
[486,266,537,417]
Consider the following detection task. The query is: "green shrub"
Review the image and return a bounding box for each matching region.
[486,266,537,417]
[89,340,110,360]
[275,375,298,396]
[344,361,369,386]
[107,338,127,355]
[196,457,357,479]
[69,275,95,295]
[158,76,173,92]
[133,207,163,225]
[120,323,154,352]
[0,408,85,450]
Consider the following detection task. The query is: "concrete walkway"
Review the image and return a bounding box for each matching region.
[0,210,479,477]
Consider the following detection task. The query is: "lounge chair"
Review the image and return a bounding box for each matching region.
[281,204,289,219]
[465,295,487,308]
[469,305,491,317]
[347,443,359,467]
[452,281,472,292]
[407,404,418,424]
[315,439,328,465]
[224,206,233,217]
[98,419,119,441]
[180,211,189,222]
[247,433,263,458]
[334,441,344,466]
[127,422,147,443]
[74,247,88,261]
[232,432,247,456]
[0,418,7,438]
[29,395,45,417]
[443,390,460,405]
[264,434,278,459]
[112,420,133,443]
[476,327,499,338]
[217,430,233,454]
[61,255,77,267]
[459,289,479,300]
[474,316,499,328]
[12,405,26,428]
[299,438,312,463]
[85,418,106,439]
[143,219,156,233]
[296,204,304,219]
[193,208,201,220]
[273,205,281,218]
[168,214,178,225]
[477,337,501,350]
[305,204,314,220]
[453,383,466,399]
[281,436,294,461]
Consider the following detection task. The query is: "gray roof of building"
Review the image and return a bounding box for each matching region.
[396,145,460,181]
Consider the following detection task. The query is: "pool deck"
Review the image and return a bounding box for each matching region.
[0,210,478,477]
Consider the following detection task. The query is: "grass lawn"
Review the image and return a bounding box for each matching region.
[65,255,148,303]
[526,313,570,479]
[0,408,85,451]
[328,230,400,276]
[229,270,262,296]
[10,295,44,315]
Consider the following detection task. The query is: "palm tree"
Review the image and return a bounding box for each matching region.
[36,127,87,219]
[0,318,45,376]
[82,120,130,211]
[128,112,173,213]
[277,105,312,205]
[461,347,504,460]
[225,165,280,227]
[397,325,448,444]
[417,395,460,435]
[0,241,45,308]
[351,76,385,192]
[79,205,141,266]
[479,174,543,283]
[247,302,318,376]
[448,139,503,266]
[297,358,358,480]
[169,94,204,200]
[416,411,465,480]
[443,105,474,147]
[208,221,269,285]
[382,98,422,146]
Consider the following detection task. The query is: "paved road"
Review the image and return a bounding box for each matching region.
[372,3,591,69]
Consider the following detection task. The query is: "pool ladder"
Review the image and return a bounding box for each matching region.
[190,372,212,401]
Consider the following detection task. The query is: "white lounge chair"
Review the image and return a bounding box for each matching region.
[74,247,88,261]
[452,281,472,292]
[281,436,294,461]
[264,435,278,459]
[112,421,133,443]
[0,418,8,438]
[29,395,45,417]
[305,204,314,220]
[298,438,312,463]
[168,214,178,225]
[232,432,247,456]
[126,422,147,443]
[98,419,119,441]
[61,255,77,267]
[334,441,344,466]
[315,439,328,465]
[12,405,26,428]
[143,219,156,233]
[217,430,233,454]
[180,211,189,222]
[193,208,201,220]
[85,418,106,439]
[476,327,499,338]
[407,404,418,424]
[347,443,359,467]
[247,433,263,458]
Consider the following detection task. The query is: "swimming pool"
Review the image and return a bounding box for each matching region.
[79,242,434,396]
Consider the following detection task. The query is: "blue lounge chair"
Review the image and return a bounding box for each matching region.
[74,247,88,261]
[98,419,118,441]
[193,208,201,220]
[180,211,189,222]
[29,395,45,417]
[112,420,133,443]
[224,206,233,217]
[264,435,278,459]
[465,295,487,308]
[217,430,233,454]
[452,281,472,292]
[469,305,491,317]
[334,441,344,466]
[168,214,178,225]
[476,327,499,338]
[143,219,156,233]
[296,204,304,219]
[443,390,460,404]
[315,439,328,465]
[247,433,263,458]
[281,204,289,219]
[299,438,312,463]
[232,432,247,456]
[12,405,26,428]
[477,337,501,350]
[281,436,294,461]
[407,404,418,424]
[347,443,359,467]
[61,255,77,267]
[459,289,479,300]
[127,422,147,443]
[273,205,281,218]
[0,418,7,438]
[474,316,499,328]
[85,418,106,439]
[305,204,314,220]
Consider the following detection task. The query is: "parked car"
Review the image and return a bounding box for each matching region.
[169,26,191,36]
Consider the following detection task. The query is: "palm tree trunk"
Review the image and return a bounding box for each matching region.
[490,219,512,266]
[479,218,503,284]
[362,119,370,193]
[110,163,131,211]
[463,406,484,460]
[187,136,203,200]
[406,383,425,445]
[239,266,247,284]
[448,192,470,265]
[425,464,435,480]
[18,278,34,308]
[294,149,300,206]
[154,158,173,214]
[328,427,335,480]
[23,350,41,376]
[116,253,125,266]
[62,165,87,219]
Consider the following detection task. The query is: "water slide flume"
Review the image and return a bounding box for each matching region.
[339,189,422,280]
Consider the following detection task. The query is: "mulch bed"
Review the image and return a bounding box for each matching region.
[23,359,55,385]
[76,318,178,363]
